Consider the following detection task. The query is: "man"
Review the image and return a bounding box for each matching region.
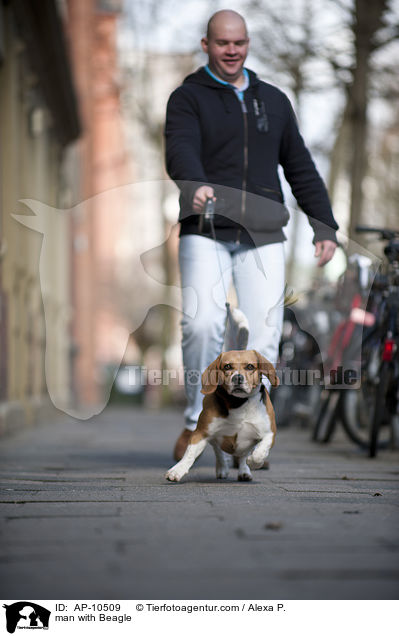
[165,10,338,459]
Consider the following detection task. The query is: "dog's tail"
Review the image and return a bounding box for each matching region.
[224,307,249,351]
[283,284,299,307]
[224,284,299,350]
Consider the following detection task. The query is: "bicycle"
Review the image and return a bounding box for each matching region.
[311,302,371,446]
[312,252,374,446]
[340,226,399,457]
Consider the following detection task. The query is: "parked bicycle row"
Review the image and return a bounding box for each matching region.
[271,225,399,458]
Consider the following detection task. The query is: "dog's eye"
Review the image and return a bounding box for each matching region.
[246,364,255,370]
[223,363,232,370]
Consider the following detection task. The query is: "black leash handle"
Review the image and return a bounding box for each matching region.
[199,197,215,235]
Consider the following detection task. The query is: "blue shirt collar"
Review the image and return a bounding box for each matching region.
[204,65,249,99]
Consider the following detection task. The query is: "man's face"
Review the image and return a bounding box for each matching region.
[201,18,249,83]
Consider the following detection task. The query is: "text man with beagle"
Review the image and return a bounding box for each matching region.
[164,10,338,463]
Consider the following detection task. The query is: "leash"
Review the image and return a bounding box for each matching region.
[199,197,233,334]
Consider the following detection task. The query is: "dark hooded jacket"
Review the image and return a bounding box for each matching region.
[164,67,338,246]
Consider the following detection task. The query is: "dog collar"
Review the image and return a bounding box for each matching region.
[216,385,249,409]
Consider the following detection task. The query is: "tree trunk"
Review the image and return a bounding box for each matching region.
[348,0,388,241]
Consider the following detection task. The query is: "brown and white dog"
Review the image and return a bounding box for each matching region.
[165,350,279,482]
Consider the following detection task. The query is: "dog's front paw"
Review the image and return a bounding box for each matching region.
[237,457,253,481]
[247,453,265,470]
[165,466,186,482]
[216,467,229,479]
[238,470,252,482]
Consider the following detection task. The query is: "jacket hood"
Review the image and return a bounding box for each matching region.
[183,66,260,89]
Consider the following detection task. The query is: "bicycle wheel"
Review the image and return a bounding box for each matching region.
[312,390,340,443]
[370,362,393,457]
[341,377,391,451]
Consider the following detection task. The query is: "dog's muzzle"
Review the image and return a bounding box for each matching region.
[232,373,245,386]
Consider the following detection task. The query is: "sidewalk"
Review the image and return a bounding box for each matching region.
[0,405,398,600]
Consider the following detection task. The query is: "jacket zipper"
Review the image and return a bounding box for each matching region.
[236,100,248,244]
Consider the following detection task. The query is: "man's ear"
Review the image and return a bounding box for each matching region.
[201,354,223,394]
[201,37,208,54]
[254,350,279,387]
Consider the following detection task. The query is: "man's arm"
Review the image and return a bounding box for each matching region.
[279,95,339,265]
[165,87,209,207]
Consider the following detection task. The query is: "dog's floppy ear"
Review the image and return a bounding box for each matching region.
[201,354,223,394]
[254,350,280,387]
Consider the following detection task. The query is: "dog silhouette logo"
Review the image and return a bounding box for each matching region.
[2,602,51,633]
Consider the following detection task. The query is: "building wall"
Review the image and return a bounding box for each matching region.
[0,0,80,433]
[66,0,137,408]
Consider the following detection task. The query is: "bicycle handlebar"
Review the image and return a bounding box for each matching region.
[355,225,399,240]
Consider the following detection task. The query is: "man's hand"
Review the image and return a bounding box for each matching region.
[193,185,215,212]
[315,240,337,267]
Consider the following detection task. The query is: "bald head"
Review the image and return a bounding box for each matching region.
[206,10,248,40]
[201,10,249,84]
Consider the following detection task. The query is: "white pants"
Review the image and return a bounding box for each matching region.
[179,235,285,430]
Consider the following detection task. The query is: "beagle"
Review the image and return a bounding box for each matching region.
[165,350,279,482]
